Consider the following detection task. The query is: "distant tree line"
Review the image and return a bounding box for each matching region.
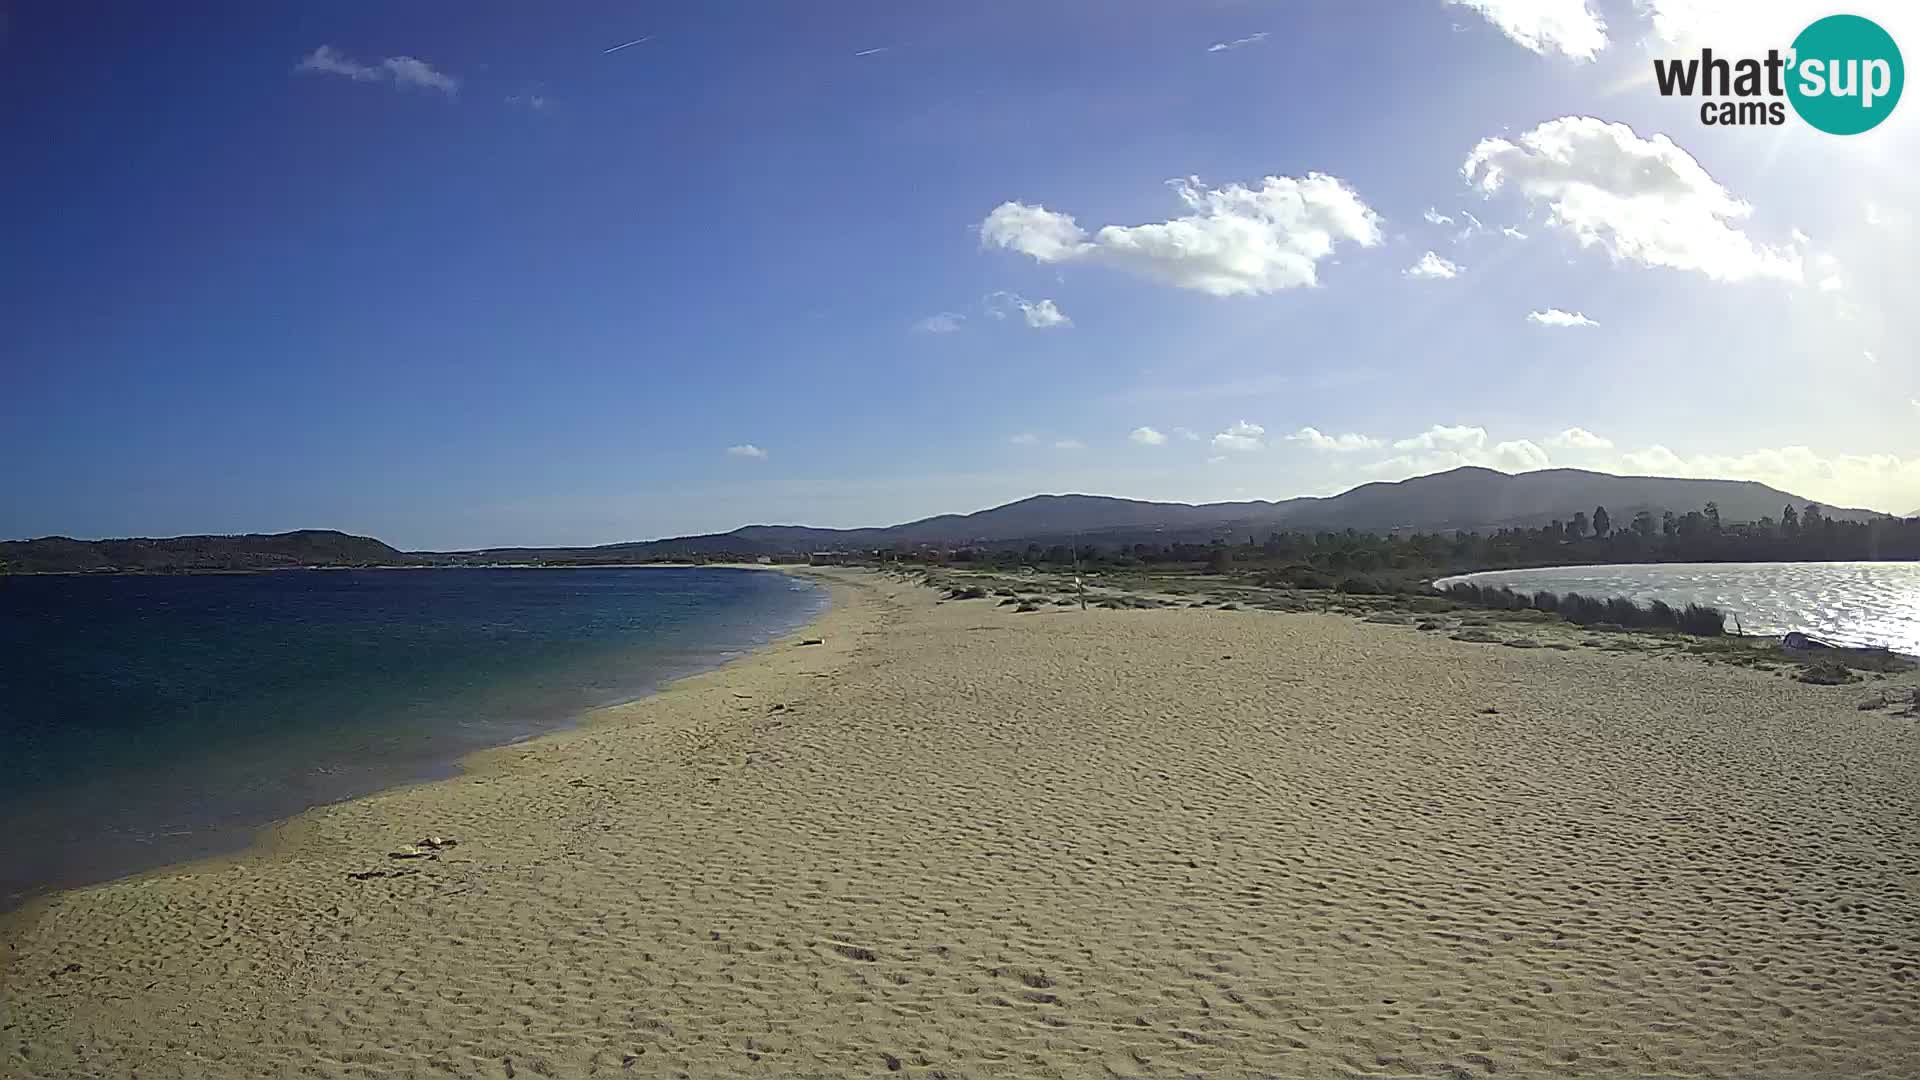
[889,502,1920,589]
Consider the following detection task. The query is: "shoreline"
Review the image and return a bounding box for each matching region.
[7,568,1916,1078]
[0,566,855,942]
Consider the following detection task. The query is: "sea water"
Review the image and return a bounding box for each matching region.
[0,567,825,908]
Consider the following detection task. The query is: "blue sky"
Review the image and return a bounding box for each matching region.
[4,1,1917,548]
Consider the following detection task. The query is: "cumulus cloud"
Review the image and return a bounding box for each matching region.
[1528,308,1598,327]
[296,45,459,96]
[1365,438,1550,477]
[1212,420,1266,452]
[980,173,1383,296]
[1404,251,1462,280]
[1207,32,1269,52]
[1546,426,1613,449]
[1449,0,1608,61]
[1614,443,1920,512]
[1129,426,1168,446]
[725,444,767,460]
[1501,226,1529,240]
[913,311,965,334]
[1009,432,1039,445]
[986,292,1072,329]
[1423,208,1455,226]
[1394,424,1488,451]
[1285,427,1382,452]
[1344,420,1918,511]
[1464,116,1802,283]
[1637,0,1809,55]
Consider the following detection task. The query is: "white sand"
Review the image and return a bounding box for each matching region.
[4,568,1918,1078]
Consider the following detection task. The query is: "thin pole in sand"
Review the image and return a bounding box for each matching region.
[1073,531,1086,610]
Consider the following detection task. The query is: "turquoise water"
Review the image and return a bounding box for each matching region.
[0,567,825,908]
[1436,561,1920,655]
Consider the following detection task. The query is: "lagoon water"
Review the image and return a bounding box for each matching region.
[0,567,825,909]
[1437,561,1920,656]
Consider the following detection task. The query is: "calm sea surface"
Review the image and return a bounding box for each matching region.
[0,567,825,909]
[1436,561,1920,655]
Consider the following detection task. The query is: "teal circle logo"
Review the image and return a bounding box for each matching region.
[1787,14,1903,135]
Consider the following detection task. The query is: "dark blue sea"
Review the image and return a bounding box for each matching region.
[0,567,825,909]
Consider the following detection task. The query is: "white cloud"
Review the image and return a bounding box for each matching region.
[1009,432,1039,446]
[295,46,458,96]
[1491,439,1552,470]
[1364,437,1550,478]
[1865,201,1910,228]
[986,292,1071,329]
[1348,421,1920,512]
[297,45,382,82]
[1527,307,1598,327]
[980,173,1383,297]
[507,93,550,110]
[1212,420,1266,452]
[1636,0,1809,55]
[1172,427,1200,441]
[1129,426,1168,446]
[1207,32,1268,52]
[1394,424,1487,451]
[1206,455,1229,465]
[1404,251,1462,280]
[1501,226,1529,240]
[1022,298,1071,328]
[1863,351,1876,364]
[1546,426,1613,449]
[725,444,767,460]
[913,312,965,334]
[1464,116,1802,284]
[1450,0,1608,61]
[383,56,458,94]
[1424,208,1455,226]
[1053,438,1086,450]
[1285,426,1382,452]
[1612,443,1920,513]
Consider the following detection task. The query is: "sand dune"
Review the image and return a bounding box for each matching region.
[5,568,1918,1078]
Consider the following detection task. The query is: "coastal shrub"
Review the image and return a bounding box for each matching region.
[1442,582,1727,638]
[1335,574,1385,595]
[1259,565,1335,590]
[1016,602,1040,613]
[1677,604,1726,636]
[1603,597,1641,626]
[947,585,989,600]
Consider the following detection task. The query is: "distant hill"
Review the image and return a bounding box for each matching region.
[8,469,1883,571]
[0,530,412,574]
[437,467,1883,562]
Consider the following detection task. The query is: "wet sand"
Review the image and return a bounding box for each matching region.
[5,568,1918,1078]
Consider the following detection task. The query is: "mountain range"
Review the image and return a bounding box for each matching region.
[2,467,1891,573]
[444,466,1884,562]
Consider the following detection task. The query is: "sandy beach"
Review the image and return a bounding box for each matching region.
[5,567,1918,1078]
